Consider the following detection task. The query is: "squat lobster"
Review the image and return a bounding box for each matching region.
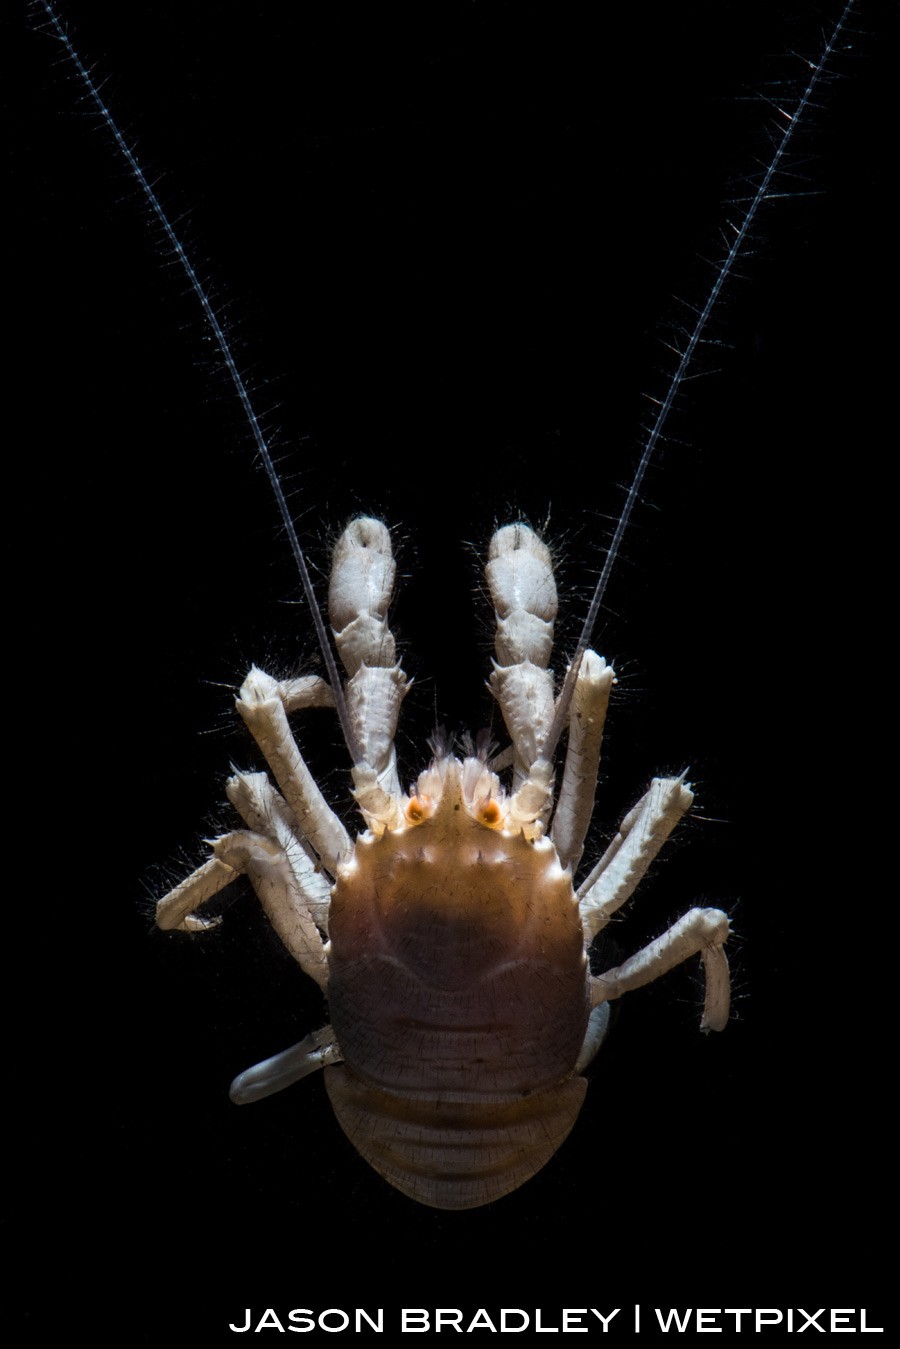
[157,518,729,1210]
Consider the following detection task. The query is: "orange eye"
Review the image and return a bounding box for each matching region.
[405,796,430,823]
[479,798,502,827]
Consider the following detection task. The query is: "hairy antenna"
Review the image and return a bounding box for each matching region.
[38,1,855,775]
[542,0,856,762]
[36,0,365,766]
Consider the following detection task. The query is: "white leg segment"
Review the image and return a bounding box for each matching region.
[237,665,352,874]
[578,777,694,941]
[487,524,558,791]
[550,650,615,872]
[329,518,407,783]
[278,674,335,713]
[156,822,331,992]
[574,1003,612,1073]
[328,518,397,679]
[214,832,330,989]
[156,856,233,933]
[226,770,332,935]
[329,519,409,831]
[590,906,730,1032]
[229,1024,343,1104]
[156,764,333,959]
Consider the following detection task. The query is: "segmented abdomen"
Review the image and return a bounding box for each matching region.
[324,1068,587,1209]
[325,787,591,1208]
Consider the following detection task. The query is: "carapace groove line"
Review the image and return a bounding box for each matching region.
[29,2,863,1214]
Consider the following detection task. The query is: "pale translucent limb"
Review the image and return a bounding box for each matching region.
[328,518,397,678]
[156,857,232,933]
[237,665,352,874]
[578,777,694,942]
[237,677,346,890]
[156,828,330,991]
[278,674,335,713]
[329,519,407,782]
[590,907,730,1032]
[226,770,332,935]
[574,1003,611,1074]
[351,762,406,833]
[328,519,410,830]
[230,1025,343,1104]
[550,651,615,872]
[506,757,554,837]
[487,524,558,791]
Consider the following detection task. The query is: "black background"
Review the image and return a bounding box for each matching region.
[23,1,888,1340]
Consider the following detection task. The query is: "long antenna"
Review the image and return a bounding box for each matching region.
[38,1,855,771]
[36,0,365,767]
[542,0,856,761]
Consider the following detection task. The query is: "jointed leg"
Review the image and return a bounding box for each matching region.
[578,776,694,941]
[487,523,558,794]
[237,667,353,874]
[590,907,730,1032]
[229,1025,343,1104]
[329,518,410,831]
[551,649,615,872]
[484,524,615,857]
[156,771,331,990]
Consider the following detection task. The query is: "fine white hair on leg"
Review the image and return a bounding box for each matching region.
[155,855,234,934]
[156,829,331,991]
[698,943,731,1035]
[236,666,353,874]
[155,772,333,983]
[225,770,332,935]
[590,907,730,1033]
[487,523,558,789]
[276,675,335,713]
[329,518,408,795]
[550,650,615,873]
[329,519,410,832]
[578,777,694,941]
